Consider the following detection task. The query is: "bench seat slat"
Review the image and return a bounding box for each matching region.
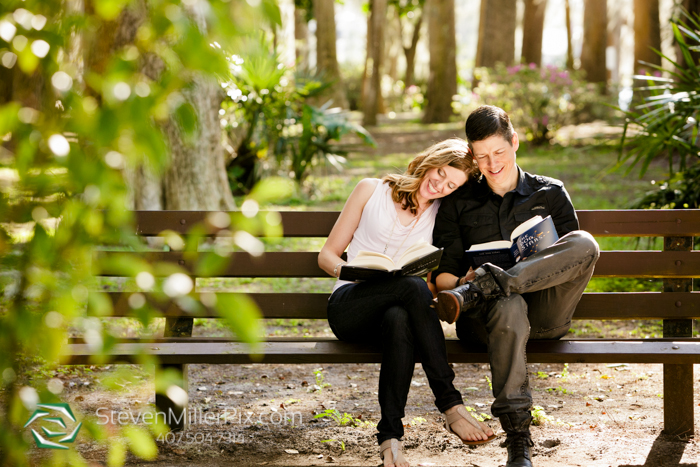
[104,291,700,320]
[63,339,700,365]
[131,210,700,237]
[97,250,700,278]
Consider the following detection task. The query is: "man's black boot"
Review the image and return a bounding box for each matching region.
[435,268,504,324]
[499,412,534,467]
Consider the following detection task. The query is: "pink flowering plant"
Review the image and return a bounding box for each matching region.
[454,63,612,144]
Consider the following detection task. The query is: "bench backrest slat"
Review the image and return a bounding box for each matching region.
[132,210,700,237]
[105,291,700,320]
[98,250,700,278]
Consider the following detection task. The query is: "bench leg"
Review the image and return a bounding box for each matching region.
[155,363,189,432]
[662,236,695,438]
[155,317,194,432]
[663,362,694,437]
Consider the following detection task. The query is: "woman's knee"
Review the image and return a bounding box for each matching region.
[393,276,433,304]
[382,306,412,337]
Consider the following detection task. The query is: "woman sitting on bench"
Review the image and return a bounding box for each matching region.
[318,138,495,467]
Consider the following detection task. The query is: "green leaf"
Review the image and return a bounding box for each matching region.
[88,291,114,317]
[248,177,294,203]
[96,252,152,277]
[107,438,126,467]
[94,0,130,20]
[16,47,39,74]
[262,0,282,25]
[214,293,263,348]
[124,425,157,460]
[195,252,231,276]
[0,103,21,135]
[155,366,186,394]
[173,101,198,139]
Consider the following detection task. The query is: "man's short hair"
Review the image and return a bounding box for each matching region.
[464,105,514,147]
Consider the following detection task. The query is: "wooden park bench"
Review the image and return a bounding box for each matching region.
[66,209,700,436]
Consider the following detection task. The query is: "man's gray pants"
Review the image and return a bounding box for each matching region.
[455,231,600,417]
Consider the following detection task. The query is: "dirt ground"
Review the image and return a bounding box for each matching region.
[28,321,700,467]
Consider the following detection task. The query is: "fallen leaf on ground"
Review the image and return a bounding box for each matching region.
[284,449,299,454]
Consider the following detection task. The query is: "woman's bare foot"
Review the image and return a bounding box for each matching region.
[444,405,495,443]
[380,439,409,467]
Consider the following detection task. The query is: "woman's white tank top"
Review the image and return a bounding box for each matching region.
[332,179,440,293]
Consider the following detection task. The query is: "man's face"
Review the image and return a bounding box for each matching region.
[471,132,519,195]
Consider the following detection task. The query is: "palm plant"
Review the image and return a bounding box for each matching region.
[618,9,700,209]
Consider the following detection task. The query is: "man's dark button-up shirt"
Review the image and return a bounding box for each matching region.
[432,166,579,280]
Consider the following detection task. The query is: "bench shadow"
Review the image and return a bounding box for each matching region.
[619,433,697,467]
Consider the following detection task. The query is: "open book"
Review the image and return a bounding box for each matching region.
[464,215,559,270]
[339,241,443,281]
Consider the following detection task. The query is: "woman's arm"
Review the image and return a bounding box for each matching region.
[318,179,379,278]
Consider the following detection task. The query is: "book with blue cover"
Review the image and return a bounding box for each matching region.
[464,215,558,270]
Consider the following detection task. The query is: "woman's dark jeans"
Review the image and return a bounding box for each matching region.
[328,276,463,445]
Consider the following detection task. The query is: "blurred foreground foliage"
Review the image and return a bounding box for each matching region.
[0,0,286,464]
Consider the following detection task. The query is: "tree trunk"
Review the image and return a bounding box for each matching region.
[522,0,547,66]
[83,1,234,211]
[422,0,457,123]
[294,6,309,71]
[163,7,236,211]
[634,0,662,74]
[363,0,387,126]
[581,0,608,88]
[608,0,624,84]
[162,77,234,210]
[385,5,400,84]
[361,11,373,112]
[565,0,574,69]
[313,0,348,108]
[400,10,423,89]
[475,0,517,67]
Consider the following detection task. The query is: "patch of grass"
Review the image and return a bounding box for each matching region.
[546,385,574,395]
[531,405,554,426]
[314,409,365,427]
[518,144,667,210]
[321,439,345,451]
[568,319,664,339]
[312,368,331,392]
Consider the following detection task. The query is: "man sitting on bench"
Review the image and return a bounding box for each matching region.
[432,105,600,467]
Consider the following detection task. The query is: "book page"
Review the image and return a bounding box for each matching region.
[347,250,395,271]
[468,240,512,251]
[510,215,543,241]
[395,241,438,268]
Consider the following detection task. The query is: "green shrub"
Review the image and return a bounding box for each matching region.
[618,10,700,208]
[631,164,700,209]
[223,47,374,192]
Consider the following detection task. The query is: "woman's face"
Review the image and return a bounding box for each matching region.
[418,165,468,202]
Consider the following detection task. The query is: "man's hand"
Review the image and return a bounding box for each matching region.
[463,268,476,283]
[437,268,476,291]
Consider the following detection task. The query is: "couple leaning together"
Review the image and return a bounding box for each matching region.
[318,105,601,467]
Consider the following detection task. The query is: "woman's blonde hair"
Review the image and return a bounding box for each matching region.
[382,138,475,215]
